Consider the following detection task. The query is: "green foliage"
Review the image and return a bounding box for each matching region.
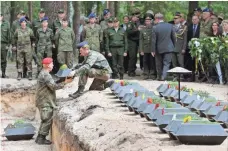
[195,90,210,98]
[14,119,24,125]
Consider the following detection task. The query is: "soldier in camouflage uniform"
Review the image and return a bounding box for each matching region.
[36,17,54,77]
[32,8,46,38]
[68,41,113,99]
[35,57,63,145]
[55,18,75,69]
[200,8,215,38]
[81,13,103,52]
[1,13,11,78]
[52,9,71,73]
[106,17,128,79]
[100,9,111,30]
[12,17,35,80]
[139,16,156,80]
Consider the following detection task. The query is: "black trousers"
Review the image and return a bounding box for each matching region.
[143,53,156,75]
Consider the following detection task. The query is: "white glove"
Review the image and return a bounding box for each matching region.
[69,70,76,77]
[32,43,35,47]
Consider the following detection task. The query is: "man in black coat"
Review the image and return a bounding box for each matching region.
[151,13,176,81]
[185,15,200,81]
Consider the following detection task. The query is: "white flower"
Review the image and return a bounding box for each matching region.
[194,41,200,47]
[225,40,228,43]
[198,49,202,53]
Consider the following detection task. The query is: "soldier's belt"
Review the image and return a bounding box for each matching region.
[91,65,105,70]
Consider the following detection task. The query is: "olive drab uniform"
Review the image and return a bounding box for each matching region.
[12,27,35,76]
[106,27,128,78]
[35,69,58,136]
[200,18,215,38]
[36,28,54,73]
[139,24,156,78]
[54,27,75,68]
[32,18,43,38]
[1,19,11,77]
[81,24,103,52]
[100,19,109,30]
[126,21,140,76]
[172,24,187,68]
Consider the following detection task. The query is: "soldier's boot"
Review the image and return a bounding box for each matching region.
[1,68,7,78]
[104,80,115,89]
[28,72,32,80]
[69,86,85,99]
[35,134,52,145]
[120,74,124,80]
[17,72,22,81]
[89,79,106,91]
[23,72,27,78]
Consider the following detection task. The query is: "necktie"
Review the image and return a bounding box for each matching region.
[193,25,197,36]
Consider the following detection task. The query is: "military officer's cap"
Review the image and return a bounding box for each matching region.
[218,13,224,20]
[103,9,110,16]
[39,8,45,13]
[113,17,119,22]
[19,17,26,23]
[77,41,89,49]
[41,17,48,22]
[194,7,202,12]
[88,13,96,19]
[42,58,53,64]
[146,10,154,16]
[19,10,26,15]
[58,9,64,14]
[145,16,152,20]
[131,8,140,15]
[174,12,181,17]
[202,8,212,13]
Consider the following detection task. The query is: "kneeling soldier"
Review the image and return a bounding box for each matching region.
[68,41,113,99]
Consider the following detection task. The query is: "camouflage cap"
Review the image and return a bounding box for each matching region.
[131,7,141,15]
[218,13,224,20]
[108,17,113,23]
[146,10,154,16]
[58,9,64,14]
[113,17,119,22]
[39,8,45,13]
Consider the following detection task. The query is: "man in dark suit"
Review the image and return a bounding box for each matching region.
[185,15,200,81]
[151,13,176,81]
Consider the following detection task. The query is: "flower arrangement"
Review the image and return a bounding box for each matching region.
[195,90,210,98]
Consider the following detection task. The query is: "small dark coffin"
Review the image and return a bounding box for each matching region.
[110,82,120,92]
[155,113,198,133]
[147,108,191,122]
[213,111,228,123]
[163,88,175,99]
[156,84,168,96]
[171,124,228,145]
[181,95,198,106]
[187,99,203,111]
[121,93,134,103]
[4,123,36,141]
[196,102,217,117]
[173,91,189,102]
[202,106,224,119]
[169,90,179,101]
[127,96,137,112]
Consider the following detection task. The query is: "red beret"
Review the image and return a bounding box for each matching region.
[42,58,53,64]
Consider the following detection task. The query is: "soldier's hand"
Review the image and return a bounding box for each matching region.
[123,53,127,56]
[140,52,144,56]
[108,53,112,57]
[69,70,76,77]
[151,52,155,57]
[12,47,17,51]
[53,44,55,48]
[32,43,36,47]
[182,50,186,54]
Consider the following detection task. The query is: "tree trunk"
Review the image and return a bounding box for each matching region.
[10,1,15,25]
[28,1,32,21]
[41,1,68,24]
[114,1,119,17]
[208,1,212,8]
[1,1,11,22]
[73,1,80,43]
[187,1,199,23]
[108,1,115,16]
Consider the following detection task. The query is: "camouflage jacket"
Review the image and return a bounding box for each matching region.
[100,19,108,31]
[36,27,54,47]
[1,20,11,44]
[32,18,43,38]
[105,27,128,53]
[12,27,35,52]
[74,50,112,75]
[11,19,32,39]
[139,25,153,53]
[52,18,71,34]
[81,24,103,52]
[35,69,58,108]
[54,27,75,52]
[200,18,215,38]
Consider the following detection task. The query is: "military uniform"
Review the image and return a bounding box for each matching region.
[36,27,54,73]
[106,22,127,79]
[12,20,35,80]
[139,24,156,79]
[199,19,214,38]
[69,42,112,99]
[172,24,187,68]
[54,26,75,68]
[1,17,11,78]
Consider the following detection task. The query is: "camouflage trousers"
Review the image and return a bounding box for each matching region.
[38,106,53,136]
[79,68,110,87]
[57,51,73,68]
[17,50,33,72]
[1,43,8,70]
[37,46,52,72]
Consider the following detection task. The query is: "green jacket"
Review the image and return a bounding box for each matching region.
[139,26,153,53]
[52,18,71,34]
[81,24,103,52]
[200,18,215,38]
[11,19,32,39]
[32,18,43,38]
[36,28,54,47]
[54,27,75,52]
[12,27,35,52]
[100,19,108,31]
[126,21,140,42]
[105,27,128,53]
[1,20,11,44]
[35,69,57,108]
